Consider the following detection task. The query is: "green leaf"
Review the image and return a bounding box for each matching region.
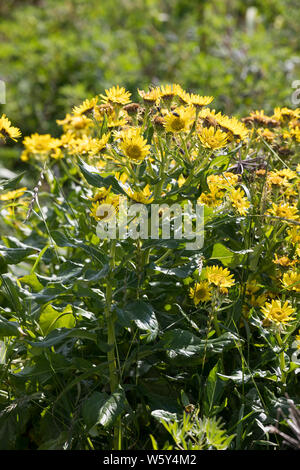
[79,160,127,195]
[0,172,26,191]
[27,327,97,348]
[117,300,159,341]
[161,329,242,360]
[82,391,109,430]
[39,304,76,336]
[0,315,21,338]
[151,409,178,422]
[19,273,43,292]
[0,246,36,264]
[51,231,108,265]
[204,360,226,415]
[96,388,126,428]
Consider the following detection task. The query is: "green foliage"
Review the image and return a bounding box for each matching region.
[1,0,300,142]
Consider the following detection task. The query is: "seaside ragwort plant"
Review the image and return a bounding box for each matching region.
[0,84,299,450]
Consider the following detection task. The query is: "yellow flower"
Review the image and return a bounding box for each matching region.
[257,128,275,142]
[56,113,92,135]
[281,271,300,292]
[0,114,21,141]
[22,133,62,160]
[272,107,299,122]
[217,115,249,142]
[198,126,228,150]
[273,254,297,267]
[177,174,186,188]
[287,226,300,245]
[138,88,160,105]
[90,187,119,221]
[100,85,131,106]
[245,279,261,295]
[267,169,297,187]
[72,97,98,116]
[0,187,27,201]
[207,172,239,192]
[267,202,299,222]
[261,299,296,326]
[198,190,223,208]
[159,84,182,103]
[228,187,250,216]
[89,133,111,155]
[189,281,212,305]
[206,265,235,291]
[164,106,195,133]
[188,93,214,108]
[125,184,154,204]
[119,128,150,163]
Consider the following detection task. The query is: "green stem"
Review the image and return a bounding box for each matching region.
[104,240,121,449]
[276,332,286,387]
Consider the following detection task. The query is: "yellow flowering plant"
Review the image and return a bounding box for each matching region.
[0,89,299,451]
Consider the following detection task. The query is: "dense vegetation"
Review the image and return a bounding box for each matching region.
[0,0,299,452]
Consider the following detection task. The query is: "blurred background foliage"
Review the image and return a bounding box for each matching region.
[0,0,300,149]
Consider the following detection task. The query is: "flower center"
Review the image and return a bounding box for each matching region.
[126,144,142,160]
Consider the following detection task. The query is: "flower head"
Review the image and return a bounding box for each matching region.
[164,106,195,133]
[189,281,212,305]
[119,128,150,163]
[261,299,296,326]
[206,265,235,292]
[198,126,228,150]
[100,85,131,106]
[281,271,300,292]
[0,114,21,141]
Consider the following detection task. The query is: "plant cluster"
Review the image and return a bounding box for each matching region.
[0,83,299,450]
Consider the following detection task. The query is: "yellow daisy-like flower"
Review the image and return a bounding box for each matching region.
[206,265,235,291]
[207,172,239,192]
[56,113,92,135]
[0,114,21,141]
[0,187,27,201]
[228,187,250,216]
[125,184,154,204]
[90,187,119,221]
[267,202,299,222]
[164,106,195,133]
[189,281,212,305]
[273,254,297,267]
[217,115,249,142]
[261,299,296,326]
[198,126,228,150]
[159,84,182,103]
[100,85,131,106]
[72,97,98,116]
[287,226,300,245]
[188,93,214,109]
[198,190,223,208]
[138,88,160,105]
[245,279,261,295]
[272,107,299,122]
[22,133,62,160]
[281,271,300,292]
[89,133,111,155]
[119,128,150,163]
